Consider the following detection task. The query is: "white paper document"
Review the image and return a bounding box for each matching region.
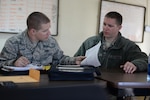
[2,64,43,71]
[81,42,101,67]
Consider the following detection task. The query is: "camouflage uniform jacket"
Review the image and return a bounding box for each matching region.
[0,29,76,67]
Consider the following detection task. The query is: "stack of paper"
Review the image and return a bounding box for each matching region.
[57,65,84,72]
[2,64,43,72]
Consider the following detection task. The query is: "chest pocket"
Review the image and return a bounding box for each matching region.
[107,55,123,68]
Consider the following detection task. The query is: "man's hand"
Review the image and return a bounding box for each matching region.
[14,56,30,67]
[75,56,86,65]
[120,61,137,74]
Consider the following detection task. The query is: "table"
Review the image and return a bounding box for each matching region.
[95,70,150,99]
[0,73,107,100]
[16,74,106,88]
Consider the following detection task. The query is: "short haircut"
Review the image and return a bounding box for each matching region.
[105,11,122,25]
[27,12,50,30]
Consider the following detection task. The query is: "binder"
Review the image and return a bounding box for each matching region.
[48,65,99,81]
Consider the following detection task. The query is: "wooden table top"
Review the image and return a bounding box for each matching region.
[96,71,150,88]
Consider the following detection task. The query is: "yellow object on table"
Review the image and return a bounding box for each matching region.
[0,69,40,83]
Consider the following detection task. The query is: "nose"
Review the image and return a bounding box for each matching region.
[48,30,51,35]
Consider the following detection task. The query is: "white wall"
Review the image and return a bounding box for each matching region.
[55,0,100,56]
[0,0,150,56]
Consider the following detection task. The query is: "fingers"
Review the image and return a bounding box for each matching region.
[75,56,86,65]
[14,56,30,67]
[76,56,86,61]
[120,62,137,74]
[78,56,86,60]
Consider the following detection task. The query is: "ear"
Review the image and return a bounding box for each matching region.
[118,25,122,30]
[29,28,36,35]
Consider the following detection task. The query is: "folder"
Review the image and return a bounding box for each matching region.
[0,69,40,83]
